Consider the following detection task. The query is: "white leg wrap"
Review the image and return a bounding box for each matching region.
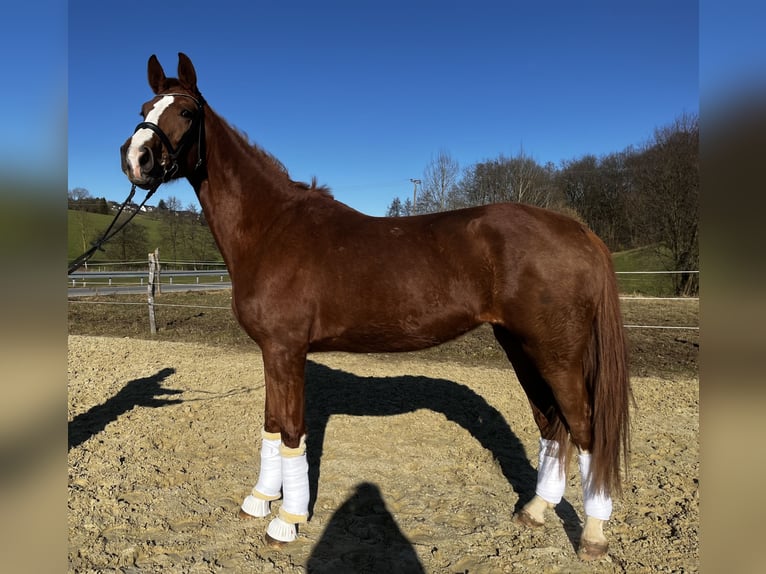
[278,436,309,524]
[241,430,282,519]
[535,438,566,505]
[253,430,283,500]
[579,451,612,521]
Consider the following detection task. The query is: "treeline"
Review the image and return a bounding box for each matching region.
[386,114,698,296]
[68,191,220,264]
[68,188,110,214]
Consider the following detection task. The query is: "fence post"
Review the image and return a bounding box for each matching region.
[155,248,161,296]
[147,250,158,335]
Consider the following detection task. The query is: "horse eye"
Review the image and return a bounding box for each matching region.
[180,109,193,119]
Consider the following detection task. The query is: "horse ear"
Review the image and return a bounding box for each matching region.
[177,52,198,91]
[147,54,166,94]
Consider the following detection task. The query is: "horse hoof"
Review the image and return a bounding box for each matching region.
[577,539,609,561]
[239,495,271,518]
[264,532,289,548]
[513,509,544,528]
[264,516,297,546]
[238,509,258,520]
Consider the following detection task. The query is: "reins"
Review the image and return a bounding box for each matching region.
[67,184,159,274]
[67,91,206,275]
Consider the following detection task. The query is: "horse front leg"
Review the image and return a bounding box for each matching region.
[240,343,309,546]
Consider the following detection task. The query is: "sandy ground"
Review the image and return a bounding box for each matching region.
[68,335,698,573]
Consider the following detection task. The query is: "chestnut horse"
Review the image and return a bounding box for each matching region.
[120,53,631,560]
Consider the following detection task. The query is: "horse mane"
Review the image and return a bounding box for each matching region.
[291,177,334,199]
[214,111,334,200]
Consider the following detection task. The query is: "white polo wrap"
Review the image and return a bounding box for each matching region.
[252,429,283,501]
[578,451,613,520]
[535,437,567,504]
[278,435,309,524]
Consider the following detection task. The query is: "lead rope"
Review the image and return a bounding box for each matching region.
[67,183,159,275]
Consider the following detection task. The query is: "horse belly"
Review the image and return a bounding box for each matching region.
[308,305,482,354]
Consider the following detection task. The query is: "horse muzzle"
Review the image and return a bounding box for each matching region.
[120,139,164,189]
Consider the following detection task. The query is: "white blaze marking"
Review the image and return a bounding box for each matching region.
[127,95,175,179]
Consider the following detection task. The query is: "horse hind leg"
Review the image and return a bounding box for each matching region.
[491,326,570,527]
[543,365,614,560]
[576,449,611,560]
[494,326,612,560]
[516,436,568,528]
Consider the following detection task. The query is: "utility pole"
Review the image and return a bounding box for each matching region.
[410,178,421,214]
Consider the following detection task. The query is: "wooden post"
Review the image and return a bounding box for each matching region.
[155,248,161,296]
[147,250,158,335]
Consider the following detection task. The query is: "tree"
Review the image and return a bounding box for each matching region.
[160,196,184,261]
[68,187,90,208]
[107,215,149,261]
[96,197,109,214]
[69,187,96,254]
[182,202,219,263]
[556,153,633,250]
[418,150,460,213]
[68,188,109,213]
[504,149,554,208]
[386,197,405,217]
[453,151,555,210]
[630,114,699,295]
[456,157,514,206]
[385,197,415,217]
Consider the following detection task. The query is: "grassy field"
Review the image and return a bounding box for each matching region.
[612,246,678,296]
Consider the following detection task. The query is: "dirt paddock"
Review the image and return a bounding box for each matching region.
[68,335,698,573]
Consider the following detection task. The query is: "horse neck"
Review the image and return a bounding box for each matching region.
[190,108,293,268]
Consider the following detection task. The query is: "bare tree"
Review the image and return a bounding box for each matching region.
[454,151,553,209]
[556,153,633,250]
[69,187,95,254]
[182,202,219,263]
[418,150,460,213]
[506,149,554,208]
[160,195,184,261]
[631,114,699,295]
[107,214,149,261]
[455,157,513,206]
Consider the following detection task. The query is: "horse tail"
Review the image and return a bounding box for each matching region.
[584,239,632,498]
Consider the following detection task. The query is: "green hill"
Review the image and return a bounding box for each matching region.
[612,245,675,296]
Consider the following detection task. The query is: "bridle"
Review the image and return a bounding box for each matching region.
[67,91,207,274]
[132,92,207,181]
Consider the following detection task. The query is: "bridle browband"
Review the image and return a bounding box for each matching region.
[133,92,207,181]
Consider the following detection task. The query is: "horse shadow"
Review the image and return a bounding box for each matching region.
[306,482,425,573]
[68,367,182,451]
[303,360,582,549]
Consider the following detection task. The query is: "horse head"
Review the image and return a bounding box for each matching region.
[120,52,206,190]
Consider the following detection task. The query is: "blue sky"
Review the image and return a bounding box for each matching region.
[66,1,699,216]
